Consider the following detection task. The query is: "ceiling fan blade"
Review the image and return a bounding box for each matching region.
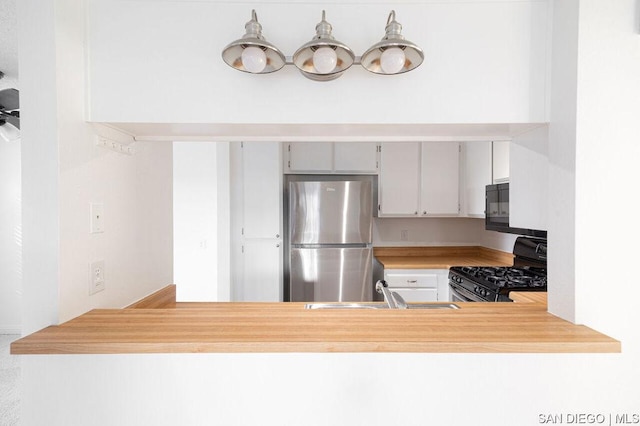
[0,88,20,111]
[3,114,20,129]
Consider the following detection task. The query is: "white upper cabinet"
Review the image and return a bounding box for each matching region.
[510,126,548,231]
[242,142,282,239]
[492,141,510,183]
[285,142,378,174]
[463,141,492,217]
[379,143,421,216]
[287,143,333,172]
[420,142,460,216]
[334,143,378,173]
[379,142,460,217]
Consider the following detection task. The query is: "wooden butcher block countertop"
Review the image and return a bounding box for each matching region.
[11,286,620,355]
[374,246,514,269]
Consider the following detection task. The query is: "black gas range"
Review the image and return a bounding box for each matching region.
[448,237,547,302]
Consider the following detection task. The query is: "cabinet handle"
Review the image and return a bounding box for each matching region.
[276,244,280,248]
[422,211,427,215]
[407,280,418,284]
[276,234,280,238]
[414,211,418,215]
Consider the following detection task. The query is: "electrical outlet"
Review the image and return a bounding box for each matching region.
[89,260,105,295]
[90,203,104,233]
[400,230,409,241]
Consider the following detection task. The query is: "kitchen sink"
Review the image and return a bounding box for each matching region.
[304,302,460,310]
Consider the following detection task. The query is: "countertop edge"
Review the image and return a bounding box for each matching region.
[11,340,621,355]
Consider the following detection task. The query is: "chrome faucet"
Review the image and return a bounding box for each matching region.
[375,280,408,309]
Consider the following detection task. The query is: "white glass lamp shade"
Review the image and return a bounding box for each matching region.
[292,11,355,81]
[221,10,286,74]
[241,46,267,73]
[312,47,338,74]
[380,47,406,74]
[361,10,424,75]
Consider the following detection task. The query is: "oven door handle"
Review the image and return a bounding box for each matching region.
[449,283,486,302]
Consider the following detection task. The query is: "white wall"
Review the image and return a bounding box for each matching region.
[546,0,579,322]
[573,0,640,338]
[86,0,550,124]
[173,142,219,301]
[20,352,638,426]
[19,0,174,330]
[374,217,517,252]
[18,0,60,334]
[59,139,173,322]
[173,141,231,302]
[0,138,21,332]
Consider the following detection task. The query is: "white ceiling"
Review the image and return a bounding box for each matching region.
[0,0,19,90]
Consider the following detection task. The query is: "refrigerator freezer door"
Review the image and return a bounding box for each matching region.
[289,180,373,245]
[290,247,373,302]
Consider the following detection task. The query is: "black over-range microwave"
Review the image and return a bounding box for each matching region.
[485,183,547,238]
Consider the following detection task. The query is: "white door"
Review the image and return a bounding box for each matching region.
[420,142,460,216]
[242,142,281,239]
[333,142,378,173]
[241,240,282,302]
[287,142,333,172]
[379,142,420,216]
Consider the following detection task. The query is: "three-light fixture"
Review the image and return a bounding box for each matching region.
[221,10,424,81]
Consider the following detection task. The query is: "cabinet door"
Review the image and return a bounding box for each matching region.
[510,126,548,231]
[436,270,451,302]
[384,270,438,288]
[464,141,492,217]
[379,142,420,216]
[242,142,281,239]
[383,269,442,302]
[492,141,510,183]
[333,143,378,173]
[420,142,460,216]
[390,288,438,303]
[240,240,282,302]
[287,142,333,172]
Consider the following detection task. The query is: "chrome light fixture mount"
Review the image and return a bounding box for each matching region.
[292,11,355,81]
[221,10,286,74]
[360,10,424,75]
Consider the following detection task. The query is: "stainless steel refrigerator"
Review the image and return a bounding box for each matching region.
[285,176,375,302]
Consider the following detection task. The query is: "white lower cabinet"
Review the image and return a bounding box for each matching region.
[240,240,282,302]
[383,269,450,302]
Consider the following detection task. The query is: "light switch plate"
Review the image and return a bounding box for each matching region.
[89,260,105,295]
[90,203,104,233]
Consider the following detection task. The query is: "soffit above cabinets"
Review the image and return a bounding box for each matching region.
[92,122,548,143]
